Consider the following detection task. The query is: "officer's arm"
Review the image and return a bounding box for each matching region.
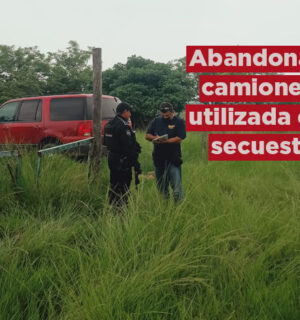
[162,137,182,144]
[117,126,141,171]
[116,125,133,156]
[117,125,141,162]
[145,133,159,141]
[145,119,159,141]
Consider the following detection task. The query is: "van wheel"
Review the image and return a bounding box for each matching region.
[39,140,61,150]
[41,143,57,150]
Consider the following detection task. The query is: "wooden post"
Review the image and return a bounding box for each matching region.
[90,48,102,179]
[202,101,211,163]
[202,131,207,162]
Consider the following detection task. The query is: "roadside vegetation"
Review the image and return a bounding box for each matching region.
[0,132,299,319]
[0,41,195,125]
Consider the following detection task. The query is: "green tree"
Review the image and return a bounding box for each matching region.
[0,41,93,105]
[46,41,93,94]
[103,55,194,125]
[0,42,195,125]
[0,45,49,104]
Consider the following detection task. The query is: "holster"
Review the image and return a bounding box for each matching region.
[108,153,130,172]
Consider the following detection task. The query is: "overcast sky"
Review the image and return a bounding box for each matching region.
[1,0,300,69]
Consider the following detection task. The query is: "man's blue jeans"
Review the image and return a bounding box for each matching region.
[155,164,184,201]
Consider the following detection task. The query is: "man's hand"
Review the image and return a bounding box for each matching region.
[163,137,182,144]
[152,137,162,144]
[153,137,182,144]
[145,133,159,142]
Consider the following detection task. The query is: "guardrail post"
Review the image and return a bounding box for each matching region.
[36,152,42,186]
[0,150,23,188]
[16,151,22,187]
[35,138,94,186]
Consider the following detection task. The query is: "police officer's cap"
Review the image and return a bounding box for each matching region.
[160,102,174,113]
[116,102,132,114]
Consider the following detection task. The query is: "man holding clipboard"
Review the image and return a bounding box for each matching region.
[145,102,186,202]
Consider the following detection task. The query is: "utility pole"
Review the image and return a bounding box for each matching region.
[90,48,102,179]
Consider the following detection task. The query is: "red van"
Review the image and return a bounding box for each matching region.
[0,94,119,149]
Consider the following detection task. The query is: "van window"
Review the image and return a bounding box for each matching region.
[17,100,41,122]
[50,98,85,121]
[0,101,19,122]
[87,97,118,120]
[36,100,42,121]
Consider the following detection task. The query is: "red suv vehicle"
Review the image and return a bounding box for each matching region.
[0,94,119,149]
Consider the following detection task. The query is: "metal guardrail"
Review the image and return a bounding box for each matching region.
[35,137,94,185]
[0,150,22,187]
[0,150,19,158]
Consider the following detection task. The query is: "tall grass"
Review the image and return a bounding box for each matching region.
[0,132,299,319]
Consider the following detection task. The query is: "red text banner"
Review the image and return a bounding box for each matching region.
[186,104,300,131]
[199,75,300,102]
[209,134,300,161]
[187,46,300,73]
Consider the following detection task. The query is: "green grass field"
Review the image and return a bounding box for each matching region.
[0,132,299,320]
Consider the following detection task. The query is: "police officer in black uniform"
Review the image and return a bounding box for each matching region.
[104,102,141,207]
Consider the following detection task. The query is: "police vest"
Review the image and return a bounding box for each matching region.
[104,116,133,153]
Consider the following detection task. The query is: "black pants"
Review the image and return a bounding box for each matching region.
[108,153,132,207]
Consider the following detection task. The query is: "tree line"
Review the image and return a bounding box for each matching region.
[0,41,197,125]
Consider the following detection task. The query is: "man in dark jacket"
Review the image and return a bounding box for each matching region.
[104,102,141,207]
[145,102,186,201]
